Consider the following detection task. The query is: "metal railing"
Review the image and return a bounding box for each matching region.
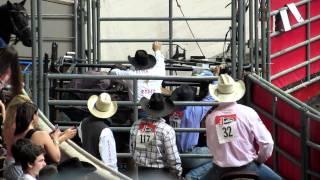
[247,73,320,180]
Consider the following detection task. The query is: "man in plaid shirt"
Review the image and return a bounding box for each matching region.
[130,93,182,179]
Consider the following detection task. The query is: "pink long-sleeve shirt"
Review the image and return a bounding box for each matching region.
[206,102,274,167]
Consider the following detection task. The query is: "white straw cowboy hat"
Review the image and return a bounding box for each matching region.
[209,74,245,102]
[140,93,175,118]
[87,93,118,119]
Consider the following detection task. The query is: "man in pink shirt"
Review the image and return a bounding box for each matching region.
[202,74,281,180]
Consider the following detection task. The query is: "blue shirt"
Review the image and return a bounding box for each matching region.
[170,95,214,152]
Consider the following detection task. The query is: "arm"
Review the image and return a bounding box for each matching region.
[163,128,183,177]
[250,111,274,163]
[36,131,61,163]
[58,127,77,143]
[99,128,118,170]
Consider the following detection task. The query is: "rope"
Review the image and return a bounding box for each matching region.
[174,0,205,57]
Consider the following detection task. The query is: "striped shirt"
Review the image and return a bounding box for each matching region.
[130,118,182,176]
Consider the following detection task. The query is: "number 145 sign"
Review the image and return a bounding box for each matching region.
[215,114,239,144]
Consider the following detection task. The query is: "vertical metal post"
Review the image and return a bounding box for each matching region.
[37,0,43,110]
[272,96,278,172]
[254,0,259,75]
[80,0,86,63]
[74,0,78,60]
[133,79,138,122]
[306,1,311,81]
[231,0,237,78]
[87,0,92,64]
[31,0,37,104]
[237,0,245,79]
[168,0,173,59]
[97,0,101,64]
[44,74,49,118]
[261,0,266,79]
[92,0,97,65]
[300,108,308,180]
[266,0,271,81]
[249,0,254,72]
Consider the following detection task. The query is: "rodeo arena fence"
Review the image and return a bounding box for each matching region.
[17,0,320,179]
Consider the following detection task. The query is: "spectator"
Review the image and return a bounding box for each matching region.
[169,84,213,180]
[13,139,46,180]
[202,74,281,180]
[0,46,23,99]
[110,41,166,118]
[79,92,118,170]
[130,93,182,179]
[3,95,31,177]
[3,138,31,180]
[13,101,76,163]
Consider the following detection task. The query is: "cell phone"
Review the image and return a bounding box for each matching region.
[54,124,59,130]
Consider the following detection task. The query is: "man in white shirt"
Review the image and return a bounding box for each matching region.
[79,93,118,170]
[109,41,166,102]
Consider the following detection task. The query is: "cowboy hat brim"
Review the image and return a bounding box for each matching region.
[87,95,118,119]
[209,80,245,102]
[128,54,157,70]
[140,97,174,118]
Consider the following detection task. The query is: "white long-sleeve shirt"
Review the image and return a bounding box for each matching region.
[110,50,166,101]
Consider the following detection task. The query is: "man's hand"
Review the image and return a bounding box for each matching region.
[152,41,161,51]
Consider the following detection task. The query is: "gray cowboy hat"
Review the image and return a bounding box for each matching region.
[128,50,157,70]
[140,93,175,118]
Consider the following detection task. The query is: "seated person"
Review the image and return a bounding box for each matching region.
[202,74,281,180]
[78,92,118,170]
[12,138,46,180]
[5,100,76,168]
[130,93,182,180]
[169,84,213,180]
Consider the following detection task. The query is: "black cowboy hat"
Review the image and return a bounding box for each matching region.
[140,93,175,118]
[128,50,157,70]
[170,84,196,102]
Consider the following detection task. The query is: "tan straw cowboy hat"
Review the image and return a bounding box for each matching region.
[87,93,118,119]
[209,74,245,102]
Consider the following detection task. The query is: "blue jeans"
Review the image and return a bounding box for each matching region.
[201,162,281,180]
[183,147,212,180]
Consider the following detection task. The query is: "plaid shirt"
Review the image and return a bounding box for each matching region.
[130,117,182,176]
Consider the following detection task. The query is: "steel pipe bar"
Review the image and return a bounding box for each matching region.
[306,141,320,151]
[231,0,237,78]
[285,76,320,94]
[48,100,218,106]
[271,56,320,80]
[47,74,218,81]
[116,153,212,158]
[254,0,260,75]
[30,0,37,104]
[270,35,320,59]
[37,0,44,110]
[274,146,301,166]
[28,14,74,19]
[261,0,267,79]
[252,104,301,137]
[99,17,232,21]
[248,74,320,115]
[99,38,230,43]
